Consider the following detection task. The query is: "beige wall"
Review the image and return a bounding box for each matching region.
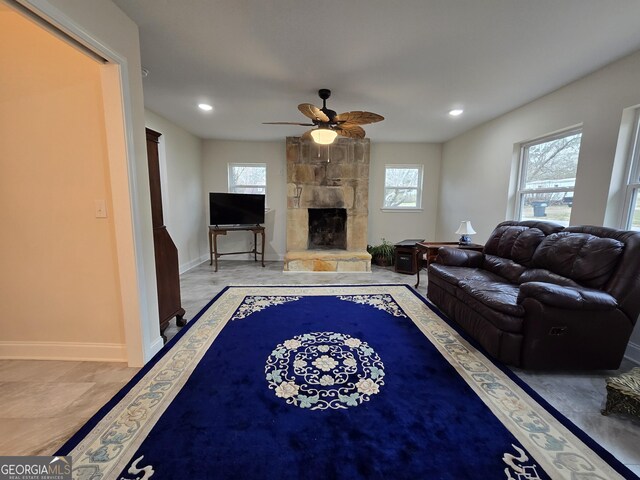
[0,8,125,359]
[438,49,640,362]
[9,0,162,364]
[368,142,442,245]
[45,0,162,364]
[145,109,207,272]
[202,140,286,260]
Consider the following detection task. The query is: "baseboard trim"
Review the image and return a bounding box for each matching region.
[624,340,640,365]
[148,336,165,360]
[179,254,209,274]
[0,341,128,362]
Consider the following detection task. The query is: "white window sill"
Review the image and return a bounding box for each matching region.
[380,208,423,212]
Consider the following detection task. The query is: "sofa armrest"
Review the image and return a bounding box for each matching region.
[435,247,483,267]
[517,282,618,311]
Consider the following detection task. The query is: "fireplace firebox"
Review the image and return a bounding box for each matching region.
[308,208,347,250]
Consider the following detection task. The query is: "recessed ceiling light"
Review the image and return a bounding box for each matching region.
[449,109,464,117]
[198,103,213,111]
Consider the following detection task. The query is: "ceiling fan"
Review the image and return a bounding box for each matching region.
[263,89,384,144]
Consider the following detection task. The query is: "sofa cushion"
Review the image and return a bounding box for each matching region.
[457,278,525,317]
[428,264,506,287]
[518,268,581,288]
[484,225,546,266]
[518,282,618,310]
[533,232,624,289]
[482,255,527,284]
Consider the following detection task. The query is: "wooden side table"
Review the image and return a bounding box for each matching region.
[209,225,266,272]
[414,242,484,287]
[394,239,425,274]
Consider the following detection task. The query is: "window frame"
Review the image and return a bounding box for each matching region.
[227,162,267,196]
[621,109,640,230]
[382,164,424,211]
[514,127,582,221]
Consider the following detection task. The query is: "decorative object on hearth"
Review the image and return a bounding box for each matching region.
[263,89,384,144]
[56,285,636,480]
[455,220,476,244]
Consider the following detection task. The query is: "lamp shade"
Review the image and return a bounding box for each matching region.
[455,221,476,235]
[310,128,337,145]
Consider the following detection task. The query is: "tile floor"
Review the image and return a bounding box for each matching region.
[1,260,638,475]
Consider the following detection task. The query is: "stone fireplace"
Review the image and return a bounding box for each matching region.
[284,136,371,272]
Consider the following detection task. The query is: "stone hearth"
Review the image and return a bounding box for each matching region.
[284,136,371,272]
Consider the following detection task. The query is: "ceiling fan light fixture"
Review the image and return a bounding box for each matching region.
[310,128,337,145]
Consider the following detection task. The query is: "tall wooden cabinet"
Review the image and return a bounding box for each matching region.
[146,128,185,341]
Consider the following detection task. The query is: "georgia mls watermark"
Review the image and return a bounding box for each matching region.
[0,456,71,480]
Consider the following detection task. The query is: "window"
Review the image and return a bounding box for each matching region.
[622,110,640,231]
[515,128,582,226]
[383,165,423,209]
[228,163,267,195]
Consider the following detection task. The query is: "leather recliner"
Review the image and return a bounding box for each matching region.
[427,221,640,369]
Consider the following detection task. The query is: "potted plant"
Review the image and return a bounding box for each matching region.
[367,239,395,267]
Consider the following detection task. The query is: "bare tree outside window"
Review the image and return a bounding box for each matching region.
[228,163,267,195]
[517,130,582,225]
[384,166,423,208]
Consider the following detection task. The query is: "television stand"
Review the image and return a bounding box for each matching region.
[208,225,265,272]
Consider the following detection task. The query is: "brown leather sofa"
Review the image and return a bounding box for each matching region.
[427,221,640,369]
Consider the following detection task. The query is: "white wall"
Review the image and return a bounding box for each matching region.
[145,109,207,272]
[438,49,640,243]
[202,140,442,259]
[438,49,640,363]
[202,140,286,260]
[368,143,442,245]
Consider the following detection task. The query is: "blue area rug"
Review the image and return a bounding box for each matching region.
[57,285,637,479]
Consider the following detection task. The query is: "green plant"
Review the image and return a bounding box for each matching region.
[367,238,395,266]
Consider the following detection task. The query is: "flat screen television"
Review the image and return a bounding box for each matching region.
[209,192,265,226]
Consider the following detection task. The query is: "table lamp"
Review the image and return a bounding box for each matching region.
[455,221,476,245]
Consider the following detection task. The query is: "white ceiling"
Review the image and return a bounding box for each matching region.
[113,0,640,143]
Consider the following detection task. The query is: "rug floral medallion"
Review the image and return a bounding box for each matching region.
[59,285,633,480]
[265,331,385,410]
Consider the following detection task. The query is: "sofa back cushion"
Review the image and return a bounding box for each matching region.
[482,255,527,284]
[564,226,640,323]
[518,268,581,288]
[484,224,547,267]
[532,231,624,289]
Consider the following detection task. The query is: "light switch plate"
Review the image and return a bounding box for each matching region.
[95,199,107,218]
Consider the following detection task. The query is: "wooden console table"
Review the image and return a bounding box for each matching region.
[414,241,484,287]
[209,225,266,272]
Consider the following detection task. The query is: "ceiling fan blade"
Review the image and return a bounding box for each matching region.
[298,103,330,123]
[334,111,384,125]
[262,121,315,126]
[335,124,366,139]
[301,129,314,141]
